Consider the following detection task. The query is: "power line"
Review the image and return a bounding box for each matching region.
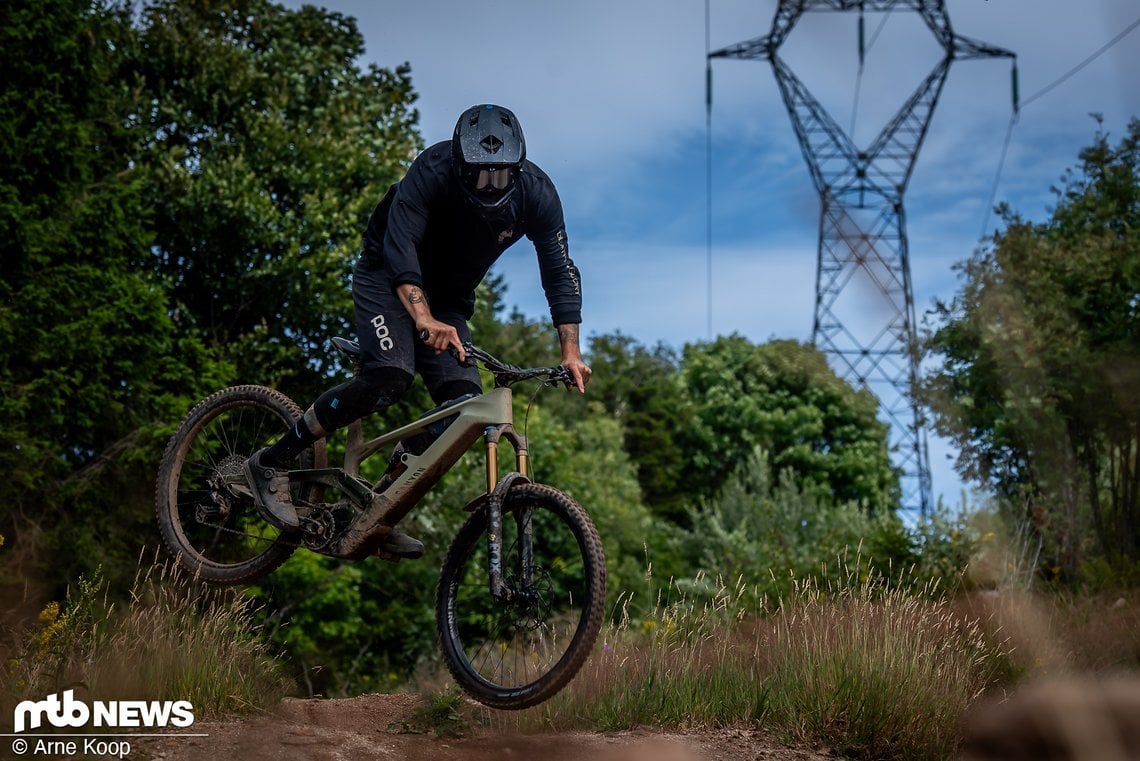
[849,10,892,145]
[705,0,713,340]
[979,14,1140,239]
[1020,14,1140,110]
[980,114,1017,241]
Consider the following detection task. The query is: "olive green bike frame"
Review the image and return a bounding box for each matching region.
[287,387,529,565]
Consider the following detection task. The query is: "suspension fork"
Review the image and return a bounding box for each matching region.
[483,424,532,602]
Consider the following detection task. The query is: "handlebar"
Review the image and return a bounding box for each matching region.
[418,329,572,388]
[462,343,573,389]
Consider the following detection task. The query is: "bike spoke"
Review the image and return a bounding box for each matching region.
[173,403,287,566]
[445,497,591,692]
[157,385,316,585]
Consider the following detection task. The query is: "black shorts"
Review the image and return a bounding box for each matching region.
[352,258,481,400]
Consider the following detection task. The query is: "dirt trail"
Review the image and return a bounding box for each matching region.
[137,693,832,761]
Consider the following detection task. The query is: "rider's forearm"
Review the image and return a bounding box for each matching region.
[398,283,464,359]
[556,322,591,393]
[556,323,583,362]
[396,283,433,327]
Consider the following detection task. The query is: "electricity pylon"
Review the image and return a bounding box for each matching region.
[710,1,1015,515]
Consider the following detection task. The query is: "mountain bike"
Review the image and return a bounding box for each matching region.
[155,337,606,710]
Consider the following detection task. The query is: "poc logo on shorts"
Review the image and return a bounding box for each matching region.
[371,314,395,351]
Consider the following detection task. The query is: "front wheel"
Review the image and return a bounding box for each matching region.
[436,483,607,709]
[155,385,326,586]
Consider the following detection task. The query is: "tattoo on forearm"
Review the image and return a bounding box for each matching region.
[558,323,579,344]
[408,288,425,305]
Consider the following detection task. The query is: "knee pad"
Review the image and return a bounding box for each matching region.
[360,365,414,406]
[313,367,413,431]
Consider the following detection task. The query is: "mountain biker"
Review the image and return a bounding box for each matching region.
[244,104,591,558]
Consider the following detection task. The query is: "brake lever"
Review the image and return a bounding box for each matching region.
[457,341,485,368]
[419,330,477,367]
[550,366,576,389]
[453,346,476,368]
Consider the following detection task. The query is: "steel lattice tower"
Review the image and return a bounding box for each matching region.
[710,1,1014,514]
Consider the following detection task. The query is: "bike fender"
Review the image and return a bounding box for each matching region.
[462,472,532,513]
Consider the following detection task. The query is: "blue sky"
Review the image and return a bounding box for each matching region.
[282,0,1140,506]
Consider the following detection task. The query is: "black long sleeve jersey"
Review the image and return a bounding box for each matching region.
[361,141,582,325]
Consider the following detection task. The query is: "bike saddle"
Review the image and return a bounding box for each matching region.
[332,336,362,359]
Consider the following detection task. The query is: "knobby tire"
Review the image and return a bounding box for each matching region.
[435,483,606,709]
[155,385,325,586]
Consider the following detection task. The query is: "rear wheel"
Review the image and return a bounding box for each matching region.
[436,483,606,709]
[155,385,325,585]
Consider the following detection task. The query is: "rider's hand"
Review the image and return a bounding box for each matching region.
[561,355,592,394]
[418,319,466,363]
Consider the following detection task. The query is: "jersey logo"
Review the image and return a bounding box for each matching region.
[556,229,581,295]
[498,226,515,244]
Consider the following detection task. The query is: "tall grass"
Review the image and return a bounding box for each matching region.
[480,566,1004,761]
[541,575,768,731]
[760,576,995,760]
[1,558,292,724]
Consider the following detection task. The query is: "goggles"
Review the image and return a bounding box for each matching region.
[472,166,513,191]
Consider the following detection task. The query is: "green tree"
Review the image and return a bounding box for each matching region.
[680,449,976,607]
[525,403,661,602]
[679,336,898,511]
[683,449,883,601]
[0,0,423,592]
[921,118,1140,576]
[585,334,695,521]
[126,0,421,399]
[0,0,224,585]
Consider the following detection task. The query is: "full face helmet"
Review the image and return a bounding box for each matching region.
[452,104,526,211]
